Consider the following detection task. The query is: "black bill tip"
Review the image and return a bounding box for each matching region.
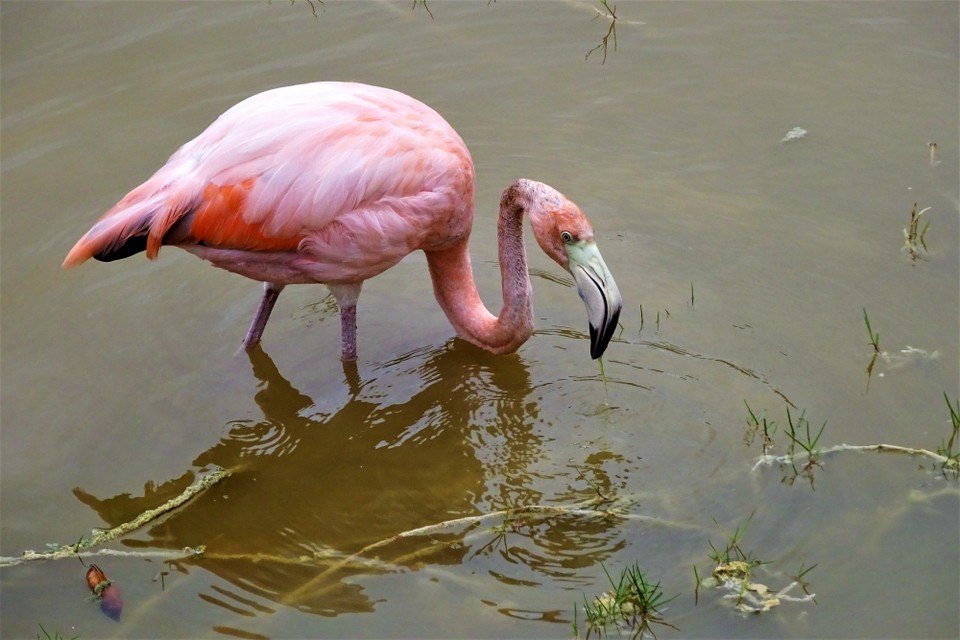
[589,305,621,359]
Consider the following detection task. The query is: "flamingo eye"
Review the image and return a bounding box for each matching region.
[560,231,574,244]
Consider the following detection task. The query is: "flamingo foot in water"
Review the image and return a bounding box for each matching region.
[339,304,357,361]
[242,282,284,349]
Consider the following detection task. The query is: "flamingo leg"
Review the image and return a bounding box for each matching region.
[327,283,362,362]
[339,304,358,361]
[242,282,285,349]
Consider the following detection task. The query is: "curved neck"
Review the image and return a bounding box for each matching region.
[425,202,533,354]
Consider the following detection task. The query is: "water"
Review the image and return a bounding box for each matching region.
[2,1,958,638]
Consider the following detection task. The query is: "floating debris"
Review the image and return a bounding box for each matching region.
[780,127,808,144]
[86,564,122,621]
[881,345,940,369]
[701,560,815,614]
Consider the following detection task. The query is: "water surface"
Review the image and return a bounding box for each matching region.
[2,2,958,638]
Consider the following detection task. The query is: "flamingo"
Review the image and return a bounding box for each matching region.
[63,82,622,361]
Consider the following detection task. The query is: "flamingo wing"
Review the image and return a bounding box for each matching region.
[63,82,475,283]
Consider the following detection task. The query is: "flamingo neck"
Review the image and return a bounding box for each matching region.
[425,202,533,354]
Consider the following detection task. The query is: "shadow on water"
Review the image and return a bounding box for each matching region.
[72,340,627,618]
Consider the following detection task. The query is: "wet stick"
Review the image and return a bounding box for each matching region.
[2,468,231,566]
[752,443,956,472]
[286,495,705,603]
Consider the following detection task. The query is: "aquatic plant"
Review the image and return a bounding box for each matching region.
[902,202,931,261]
[699,558,816,615]
[36,625,78,640]
[863,308,882,386]
[783,407,827,482]
[574,562,677,639]
[696,515,816,614]
[586,0,619,64]
[862,307,880,354]
[936,393,960,478]
[411,0,434,19]
[743,401,777,455]
[792,561,818,600]
[706,512,763,568]
[751,396,959,480]
[744,403,825,486]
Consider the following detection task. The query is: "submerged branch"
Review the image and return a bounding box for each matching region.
[338,494,704,557]
[4,547,207,567]
[2,485,701,580]
[752,443,954,472]
[1,468,231,567]
[285,495,703,603]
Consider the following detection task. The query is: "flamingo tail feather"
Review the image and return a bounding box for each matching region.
[62,174,196,268]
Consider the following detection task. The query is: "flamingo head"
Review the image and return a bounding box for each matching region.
[505,179,623,359]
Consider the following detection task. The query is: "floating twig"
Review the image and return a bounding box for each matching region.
[752,442,955,472]
[1,469,230,567]
[586,0,619,64]
[411,0,434,19]
[286,495,702,603]
[3,547,207,568]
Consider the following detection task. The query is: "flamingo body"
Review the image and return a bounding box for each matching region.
[64,82,622,361]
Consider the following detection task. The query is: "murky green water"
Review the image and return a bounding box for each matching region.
[2,2,958,638]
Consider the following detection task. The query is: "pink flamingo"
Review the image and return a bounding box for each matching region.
[63,82,622,361]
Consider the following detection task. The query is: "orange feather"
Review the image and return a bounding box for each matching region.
[189,180,302,252]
